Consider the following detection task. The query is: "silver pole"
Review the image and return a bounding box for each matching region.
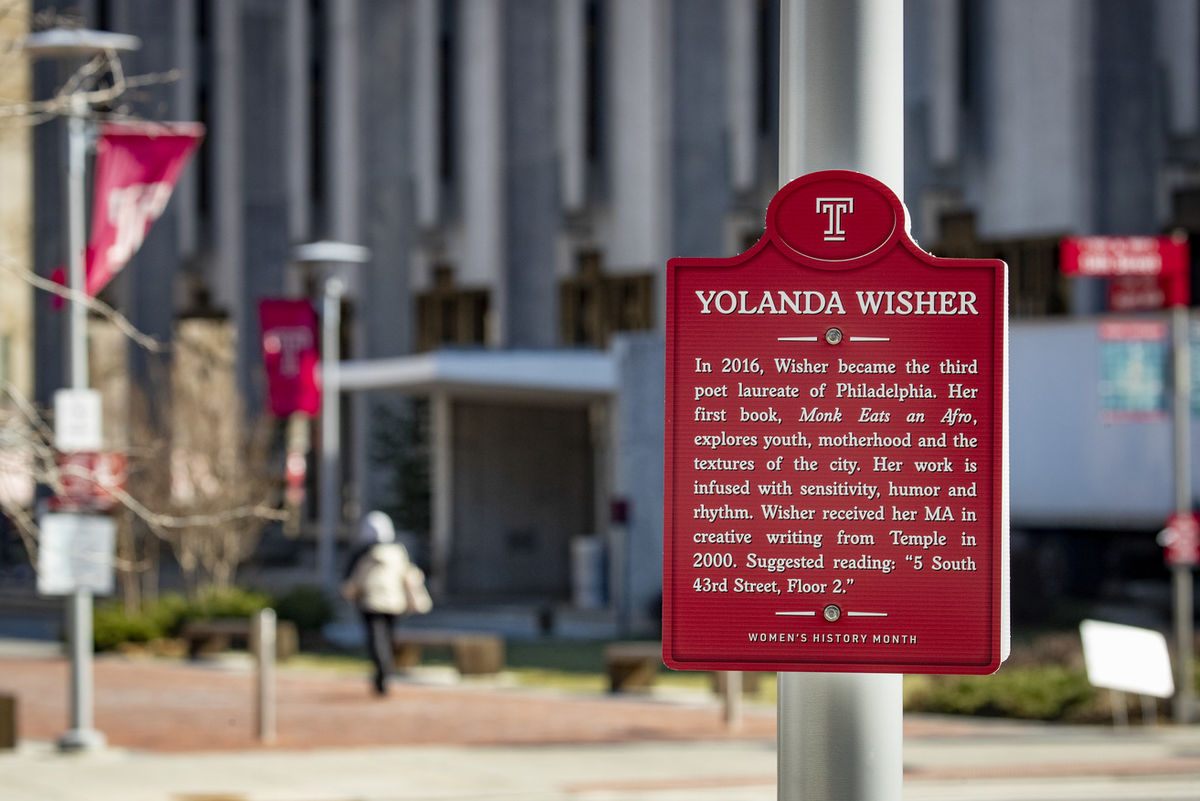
[778,673,903,800]
[58,92,104,754]
[778,1,904,798]
[319,276,345,597]
[722,671,743,730]
[23,27,140,756]
[67,93,89,391]
[253,608,277,743]
[291,242,368,598]
[1172,304,1195,723]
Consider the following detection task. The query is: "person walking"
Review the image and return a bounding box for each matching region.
[341,511,432,695]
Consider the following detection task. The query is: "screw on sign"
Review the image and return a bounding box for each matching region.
[664,170,1010,675]
[1161,513,1200,566]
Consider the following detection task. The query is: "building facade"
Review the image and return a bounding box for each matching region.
[27,0,1200,629]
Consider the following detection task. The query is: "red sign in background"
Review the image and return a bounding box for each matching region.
[1060,235,1190,310]
[664,170,1008,674]
[1163,513,1200,567]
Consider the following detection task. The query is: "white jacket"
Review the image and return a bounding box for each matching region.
[342,543,415,615]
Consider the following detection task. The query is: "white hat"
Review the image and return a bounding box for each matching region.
[358,510,396,545]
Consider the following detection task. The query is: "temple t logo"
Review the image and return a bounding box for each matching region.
[816,197,854,241]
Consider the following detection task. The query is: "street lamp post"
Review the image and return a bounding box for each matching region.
[24,26,140,754]
[291,241,370,598]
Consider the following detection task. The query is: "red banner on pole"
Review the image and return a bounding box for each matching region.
[259,299,321,417]
[85,122,204,296]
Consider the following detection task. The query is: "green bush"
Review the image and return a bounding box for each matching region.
[905,665,1097,721]
[181,586,270,624]
[272,585,335,632]
[93,603,165,652]
[92,587,272,651]
[147,593,192,636]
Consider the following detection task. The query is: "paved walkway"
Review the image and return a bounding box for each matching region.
[2,646,1200,800]
[0,652,782,750]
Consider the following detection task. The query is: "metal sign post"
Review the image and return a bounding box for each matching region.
[24,28,141,754]
[664,4,1009,800]
[776,5,907,798]
[291,241,371,598]
[1171,305,1196,723]
[1060,235,1195,723]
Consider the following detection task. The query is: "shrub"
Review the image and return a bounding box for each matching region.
[182,586,271,624]
[905,665,1097,721]
[92,586,272,650]
[146,593,191,637]
[93,603,165,652]
[272,585,335,632]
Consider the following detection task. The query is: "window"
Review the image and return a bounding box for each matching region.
[416,265,489,351]
[931,211,1067,317]
[560,251,655,347]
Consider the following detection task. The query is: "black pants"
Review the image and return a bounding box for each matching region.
[361,611,396,693]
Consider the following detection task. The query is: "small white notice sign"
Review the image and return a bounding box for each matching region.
[37,513,116,596]
[53,389,103,453]
[1079,619,1175,698]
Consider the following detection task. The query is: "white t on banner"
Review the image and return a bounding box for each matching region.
[37,513,116,596]
[85,122,204,297]
[1079,619,1175,698]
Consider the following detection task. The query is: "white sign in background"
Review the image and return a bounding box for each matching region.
[37,513,116,596]
[53,388,103,453]
[1079,619,1175,698]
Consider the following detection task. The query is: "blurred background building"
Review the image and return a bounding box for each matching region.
[19,0,1200,633]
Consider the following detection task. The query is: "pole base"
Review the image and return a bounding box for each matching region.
[57,727,106,753]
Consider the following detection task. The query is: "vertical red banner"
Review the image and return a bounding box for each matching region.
[85,122,205,296]
[259,299,321,417]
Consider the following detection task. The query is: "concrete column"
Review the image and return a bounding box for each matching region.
[211,1,243,321]
[726,0,758,193]
[928,0,961,168]
[172,0,198,255]
[413,0,440,228]
[284,0,311,243]
[505,0,558,348]
[430,392,454,596]
[326,0,361,242]
[608,0,671,275]
[460,0,505,342]
[557,0,587,211]
[1160,0,1200,137]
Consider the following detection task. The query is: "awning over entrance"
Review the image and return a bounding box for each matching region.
[335,348,617,610]
[338,349,617,401]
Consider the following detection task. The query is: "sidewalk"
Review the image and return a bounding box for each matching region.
[2,644,1200,800]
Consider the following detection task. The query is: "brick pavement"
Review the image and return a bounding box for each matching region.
[6,652,1200,799]
[0,654,779,751]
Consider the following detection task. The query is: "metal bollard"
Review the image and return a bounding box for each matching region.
[252,609,276,744]
[0,693,16,749]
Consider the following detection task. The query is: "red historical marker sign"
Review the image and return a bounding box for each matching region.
[664,170,1009,675]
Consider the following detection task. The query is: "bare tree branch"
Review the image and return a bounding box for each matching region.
[0,257,167,353]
